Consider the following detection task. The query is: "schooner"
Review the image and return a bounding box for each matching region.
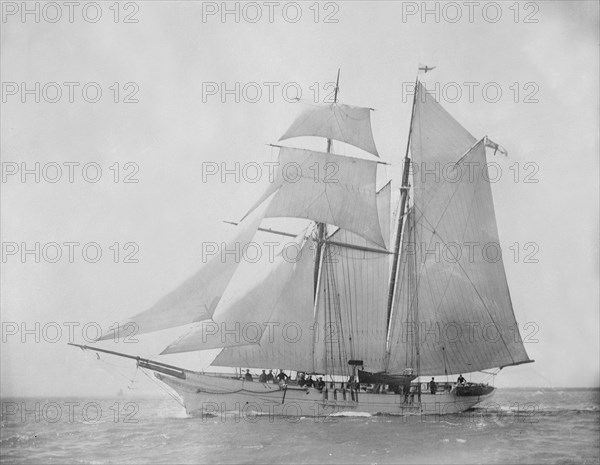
[70,70,533,417]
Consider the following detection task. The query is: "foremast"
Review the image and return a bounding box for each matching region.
[313,68,340,294]
[311,68,340,375]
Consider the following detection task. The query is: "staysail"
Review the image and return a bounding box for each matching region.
[211,236,317,371]
[96,197,272,341]
[387,83,531,375]
[161,231,311,355]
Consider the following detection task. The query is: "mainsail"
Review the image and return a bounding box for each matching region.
[386,83,531,375]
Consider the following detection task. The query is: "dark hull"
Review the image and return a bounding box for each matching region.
[455,384,495,397]
[358,370,415,386]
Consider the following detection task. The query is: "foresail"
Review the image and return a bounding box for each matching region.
[309,182,392,374]
[96,197,271,341]
[243,146,386,248]
[161,231,312,355]
[279,102,379,157]
[311,233,391,375]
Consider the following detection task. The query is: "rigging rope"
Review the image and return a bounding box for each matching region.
[81,349,139,388]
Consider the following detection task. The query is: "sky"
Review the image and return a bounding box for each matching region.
[1,1,598,397]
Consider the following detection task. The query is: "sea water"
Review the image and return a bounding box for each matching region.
[1,388,598,464]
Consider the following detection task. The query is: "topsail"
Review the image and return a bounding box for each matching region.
[279,101,379,157]
[243,146,386,249]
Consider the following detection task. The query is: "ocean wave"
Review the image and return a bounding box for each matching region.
[472,405,600,415]
[329,411,372,417]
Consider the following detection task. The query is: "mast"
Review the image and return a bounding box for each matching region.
[385,75,419,363]
[311,69,340,373]
[313,68,340,294]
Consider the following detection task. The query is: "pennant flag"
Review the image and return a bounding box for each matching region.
[418,64,436,74]
[485,137,508,157]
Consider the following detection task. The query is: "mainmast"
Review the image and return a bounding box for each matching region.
[385,75,419,367]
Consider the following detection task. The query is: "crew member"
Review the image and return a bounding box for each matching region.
[276,370,288,383]
[316,377,325,390]
[297,373,306,387]
[429,377,437,394]
[266,370,274,383]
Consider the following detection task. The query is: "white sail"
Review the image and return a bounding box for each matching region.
[97,197,271,341]
[214,185,393,373]
[411,81,477,166]
[376,181,392,250]
[310,238,390,375]
[279,102,379,157]
[309,182,393,374]
[386,207,419,372]
[243,146,386,248]
[161,232,312,355]
[387,84,531,375]
[210,236,317,370]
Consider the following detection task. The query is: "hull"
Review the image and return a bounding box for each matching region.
[155,371,495,418]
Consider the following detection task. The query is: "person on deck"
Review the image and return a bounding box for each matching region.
[266,370,274,383]
[258,370,267,383]
[429,377,437,394]
[316,377,325,390]
[244,369,253,382]
[347,375,359,390]
[457,374,466,385]
[305,376,314,387]
[276,370,288,383]
[297,373,306,387]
